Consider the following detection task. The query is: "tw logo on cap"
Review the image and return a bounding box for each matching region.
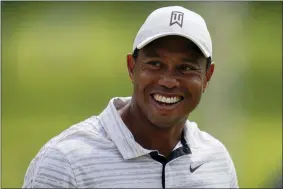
[170,11,184,28]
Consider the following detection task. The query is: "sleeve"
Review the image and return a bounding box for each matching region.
[226,151,239,188]
[22,148,77,188]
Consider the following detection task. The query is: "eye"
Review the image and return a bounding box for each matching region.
[180,64,196,71]
[147,61,162,68]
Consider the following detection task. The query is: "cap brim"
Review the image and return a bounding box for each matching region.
[136,32,211,58]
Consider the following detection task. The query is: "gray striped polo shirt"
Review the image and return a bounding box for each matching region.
[22,97,239,188]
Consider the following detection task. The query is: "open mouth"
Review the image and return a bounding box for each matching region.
[150,93,184,106]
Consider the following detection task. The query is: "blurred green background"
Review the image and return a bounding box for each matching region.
[2,1,282,188]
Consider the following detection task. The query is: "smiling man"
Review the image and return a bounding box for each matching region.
[23,6,238,188]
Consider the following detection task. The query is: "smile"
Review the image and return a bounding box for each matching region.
[149,93,184,113]
[152,94,182,104]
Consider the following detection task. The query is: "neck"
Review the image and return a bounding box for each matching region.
[119,99,186,157]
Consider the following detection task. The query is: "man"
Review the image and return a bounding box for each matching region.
[23,6,238,188]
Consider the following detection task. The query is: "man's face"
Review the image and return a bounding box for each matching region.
[127,36,214,128]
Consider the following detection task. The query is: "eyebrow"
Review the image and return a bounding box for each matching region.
[142,47,201,59]
[142,49,160,58]
[142,46,203,66]
[181,58,200,65]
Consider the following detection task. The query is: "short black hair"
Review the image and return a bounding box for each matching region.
[132,48,212,70]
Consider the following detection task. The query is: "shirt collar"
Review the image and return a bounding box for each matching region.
[98,97,192,159]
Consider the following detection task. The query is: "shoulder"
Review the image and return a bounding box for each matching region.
[186,120,232,158]
[32,115,115,158]
[54,116,114,154]
[22,147,76,188]
[23,116,114,187]
[186,121,239,188]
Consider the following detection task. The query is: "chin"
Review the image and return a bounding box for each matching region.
[148,116,180,129]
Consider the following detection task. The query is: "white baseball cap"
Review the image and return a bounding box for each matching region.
[133,6,212,58]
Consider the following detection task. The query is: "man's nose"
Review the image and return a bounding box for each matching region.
[157,72,180,89]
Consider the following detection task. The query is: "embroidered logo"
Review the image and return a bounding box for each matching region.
[170,11,184,27]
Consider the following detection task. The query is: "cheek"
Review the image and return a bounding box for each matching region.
[134,71,155,96]
[184,76,204,97]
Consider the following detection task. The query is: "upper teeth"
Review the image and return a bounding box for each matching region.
[153,94,181,104]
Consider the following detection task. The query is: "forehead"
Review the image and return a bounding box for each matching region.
[141,36,203,57]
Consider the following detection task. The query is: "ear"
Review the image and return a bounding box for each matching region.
[127,53,135,83]
[203,62,215,92]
